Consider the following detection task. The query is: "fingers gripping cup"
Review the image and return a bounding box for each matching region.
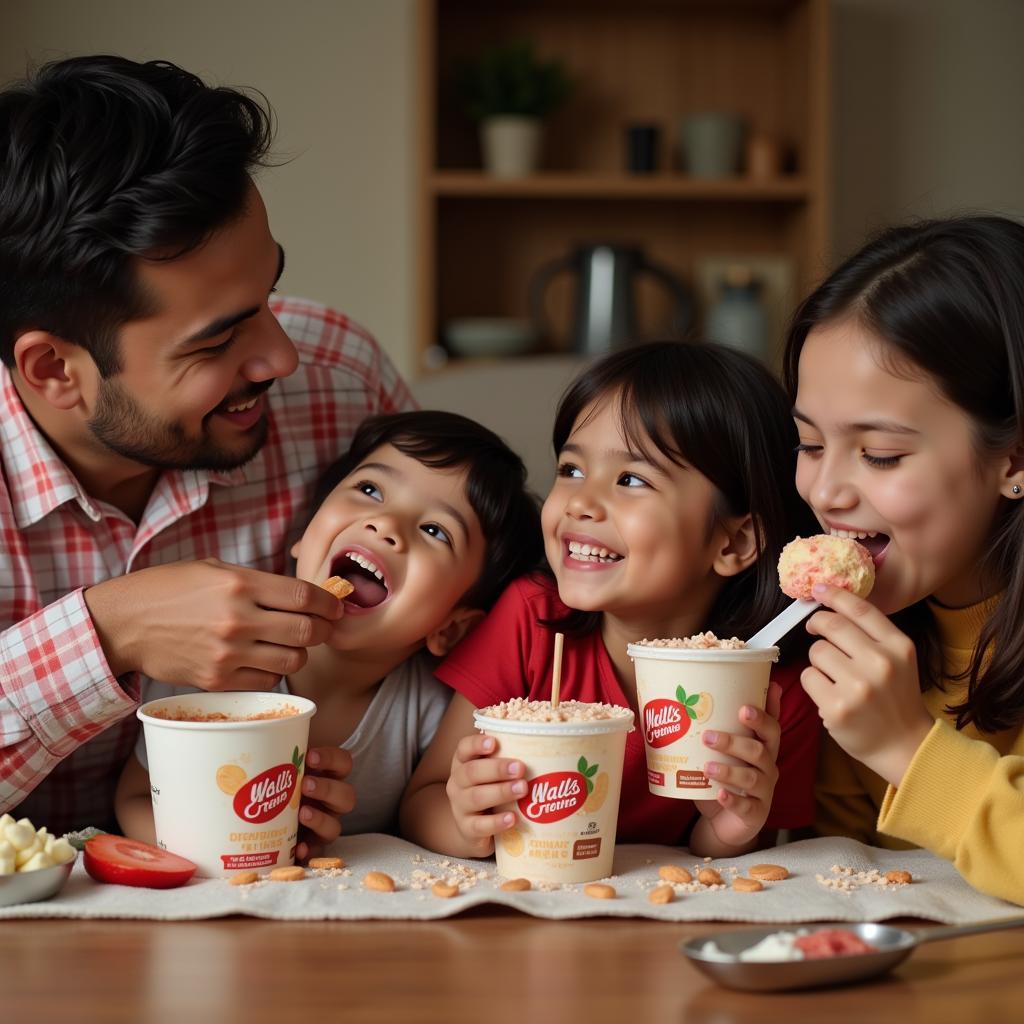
[473,700,634,885]
[138,692,316,878]
[628,637,778,799]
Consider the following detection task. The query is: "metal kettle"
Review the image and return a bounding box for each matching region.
[530,243,692,356]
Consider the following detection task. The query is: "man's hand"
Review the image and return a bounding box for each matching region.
[294,746,356,862]
[85,558,344,690]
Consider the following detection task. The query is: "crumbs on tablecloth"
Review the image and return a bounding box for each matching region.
[815,864,913,895]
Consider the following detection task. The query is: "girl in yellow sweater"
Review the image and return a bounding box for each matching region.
[784,216,1024,905]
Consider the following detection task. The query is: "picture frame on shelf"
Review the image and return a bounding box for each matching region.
[694,254,796,369]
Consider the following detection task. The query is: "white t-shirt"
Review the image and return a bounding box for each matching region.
[134,654,452,836]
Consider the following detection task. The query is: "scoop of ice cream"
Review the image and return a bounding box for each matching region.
[635,633,746,650]
[477,698,632,724]
[778,534,875,600]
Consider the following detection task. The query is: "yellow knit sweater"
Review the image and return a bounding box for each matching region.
[815,598,1024,905]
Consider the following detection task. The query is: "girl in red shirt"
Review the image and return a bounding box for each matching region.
[402,341,820,857]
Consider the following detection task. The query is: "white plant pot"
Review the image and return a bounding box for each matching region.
[481,116,542,178]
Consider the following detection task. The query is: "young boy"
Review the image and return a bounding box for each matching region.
[115,411,543,840]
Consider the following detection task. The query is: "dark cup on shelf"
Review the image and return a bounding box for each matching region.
[625,124,660,174]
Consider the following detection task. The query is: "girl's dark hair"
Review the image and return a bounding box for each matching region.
[547,340,817,645]
[0,55,275,375]
[782,215,1024,732]
[307,410,544,612]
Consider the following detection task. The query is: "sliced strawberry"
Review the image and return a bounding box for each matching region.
[794,928,877,959]
[83,835,197,889]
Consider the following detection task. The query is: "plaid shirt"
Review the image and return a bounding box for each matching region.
[0,297,415,834]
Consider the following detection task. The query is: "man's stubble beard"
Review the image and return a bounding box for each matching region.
[87,375,269,472]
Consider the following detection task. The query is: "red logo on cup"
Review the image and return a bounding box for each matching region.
[644,698,689,747]
[518,771,586,823]
[233,764,297,823]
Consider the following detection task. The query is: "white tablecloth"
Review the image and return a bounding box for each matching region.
[1,834,1019,924]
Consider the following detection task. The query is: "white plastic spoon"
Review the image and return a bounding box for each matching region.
[746,598,819,649]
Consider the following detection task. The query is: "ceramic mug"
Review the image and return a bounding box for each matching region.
[680,113,745,178]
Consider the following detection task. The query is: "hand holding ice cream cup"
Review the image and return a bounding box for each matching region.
[138,691,316,878]
[473,698,633,885]
[630,535,877,800]
[629,634,779,800]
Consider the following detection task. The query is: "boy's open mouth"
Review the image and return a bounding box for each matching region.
[330,551,390,608]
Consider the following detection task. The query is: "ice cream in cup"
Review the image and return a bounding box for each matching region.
[473,699,634,885]
[628,634,779,799]
[137,692,316,878]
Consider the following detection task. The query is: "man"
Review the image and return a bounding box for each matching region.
[0,56,414,847]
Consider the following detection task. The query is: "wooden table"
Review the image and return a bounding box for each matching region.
[2,910,1022,1023]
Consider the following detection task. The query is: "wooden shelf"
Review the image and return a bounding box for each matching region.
[416,0,832,373]
[430,172,810,201]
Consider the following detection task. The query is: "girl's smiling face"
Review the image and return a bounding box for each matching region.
[794,318,1013,612]
[541,395,737,627]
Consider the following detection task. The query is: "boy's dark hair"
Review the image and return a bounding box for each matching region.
[547,340,818,646]
[783,215,1024,732]
[0,55,274,374]
[308,410,543,612]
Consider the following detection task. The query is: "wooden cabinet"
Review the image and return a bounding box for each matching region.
[416,0,831,373]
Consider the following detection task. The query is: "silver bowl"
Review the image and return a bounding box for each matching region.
[0,853,77,908]
[680,922,917,992]
[680,917,1024,992]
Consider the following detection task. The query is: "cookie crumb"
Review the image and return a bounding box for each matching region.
[500,877,532,892]
[648,884,675,905]
[748,863,789,882]
[269,866,306,882]
[363,871,396,892]
[658,864,692,884]
[309,856,345,871]
[733,876,764,893]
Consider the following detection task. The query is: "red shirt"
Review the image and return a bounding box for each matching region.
[436,574,820,845]
[0,297,415,833]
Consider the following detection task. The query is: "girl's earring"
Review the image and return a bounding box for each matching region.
[1013,484,1022,495]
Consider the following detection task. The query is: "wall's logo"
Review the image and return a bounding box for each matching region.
[644,687,712,747]
[231,747,304,823]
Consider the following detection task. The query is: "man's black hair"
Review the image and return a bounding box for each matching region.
[308,410,543,611]
[0,55,274,374]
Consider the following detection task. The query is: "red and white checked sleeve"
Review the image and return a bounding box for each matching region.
[0,589,137,813]
[269,297,417,415]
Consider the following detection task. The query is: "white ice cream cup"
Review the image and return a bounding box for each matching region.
[138,692,316,878]
[627,644,779,799]
[473,708,633,885]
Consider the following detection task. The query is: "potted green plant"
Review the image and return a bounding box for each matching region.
[456,40,572,178]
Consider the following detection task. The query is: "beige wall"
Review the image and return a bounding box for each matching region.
[832,0,1024,258]
[3,0,1023,390]
[1,0,419,377]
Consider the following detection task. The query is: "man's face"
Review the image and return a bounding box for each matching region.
[84,186,296,472]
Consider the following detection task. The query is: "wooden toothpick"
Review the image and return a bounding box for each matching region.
[551,632,565,708]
